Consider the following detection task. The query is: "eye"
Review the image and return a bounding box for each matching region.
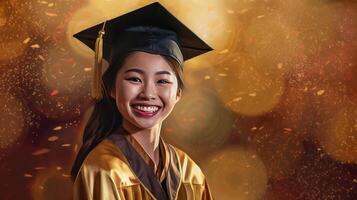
[157,79,171,84]
[126,77,142,83]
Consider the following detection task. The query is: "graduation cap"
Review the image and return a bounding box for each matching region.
[73,2,213,100]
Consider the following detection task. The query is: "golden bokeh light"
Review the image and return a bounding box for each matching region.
[278,0,336,56]
[0,3,8,27]
[203,147,267,200]
[183,57,215,88]
[67,1,150,59]
[0,92,29,150]
[0,12,29,62]
[213,53,284,116]
[0,40,28,62]
[158,0,236,62]
[163,88,234,154]
[317,103,357,164]
[90,0,142,19]
[41,44,91,94]
[23,41,93,120]
[66,5,108,58]
[242,13,304,71]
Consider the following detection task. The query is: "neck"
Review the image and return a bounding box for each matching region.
[122,121,162,167]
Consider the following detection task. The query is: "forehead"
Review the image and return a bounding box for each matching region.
[119,51,174,73]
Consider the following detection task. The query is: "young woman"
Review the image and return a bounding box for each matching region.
[71,3,213,200]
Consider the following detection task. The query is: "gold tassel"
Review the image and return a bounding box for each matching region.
[92,21,106,100]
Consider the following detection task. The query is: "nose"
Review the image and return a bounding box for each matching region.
[139,80,157,100]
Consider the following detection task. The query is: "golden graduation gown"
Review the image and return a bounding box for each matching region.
[73,132,213,200]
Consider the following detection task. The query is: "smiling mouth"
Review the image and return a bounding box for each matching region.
[131,104,162,117]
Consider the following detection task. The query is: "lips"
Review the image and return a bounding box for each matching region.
[130,104,162,118]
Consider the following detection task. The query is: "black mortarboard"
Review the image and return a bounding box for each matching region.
[73,2,213,100]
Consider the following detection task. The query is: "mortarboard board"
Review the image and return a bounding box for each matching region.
[73,2,213,100]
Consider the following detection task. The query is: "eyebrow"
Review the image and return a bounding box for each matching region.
[124,68,172,75]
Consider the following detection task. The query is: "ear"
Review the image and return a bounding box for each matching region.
[175,88,182,103]
[110,87,116,99]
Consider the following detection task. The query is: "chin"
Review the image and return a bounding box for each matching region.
[128,114,161,129]
[133,120,160,130]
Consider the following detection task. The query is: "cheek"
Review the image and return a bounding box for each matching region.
[161,86,179,106]
[115,82,139,106]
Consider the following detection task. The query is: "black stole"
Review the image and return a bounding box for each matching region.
[107,130,181,200]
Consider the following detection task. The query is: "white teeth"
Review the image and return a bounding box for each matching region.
[133,105,159,113]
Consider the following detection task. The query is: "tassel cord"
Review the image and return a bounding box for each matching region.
[92,21,107,100]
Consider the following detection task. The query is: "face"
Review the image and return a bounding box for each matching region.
[111,51,182,131]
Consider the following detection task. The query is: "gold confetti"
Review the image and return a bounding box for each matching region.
[45,12,57,17]
[40,1,48,4]
[204,75,211,80]
[219,49,229,54]
[56,166,62,170]
[48,136,59,142]
[32,148,50,156]
[283,128,293,132]
[84,67,92,72]
[30,44,40,48]
[239,9,249,14]
[218,73,227,77]
[53,126,62,131]
[277,63,283,69]
[38,55,45,61]
[248,93,257,97]
[317,90,325,96]
[23,37,31,44]
[24,173,33,178]
[232,97,243,102]
[62,174,72,178]
[48,3,54,7]
[35,166,46,170]
[61,143,71,147]
[257,15,265,19]
[39,185,44,190]
[251,126,258,131]
[226,9,234,14]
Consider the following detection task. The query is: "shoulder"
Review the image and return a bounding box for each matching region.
[76,139,136,186]
[82,139,126,171]
[168,144,206,185]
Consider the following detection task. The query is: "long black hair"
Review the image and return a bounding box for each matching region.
[71,52,185,179]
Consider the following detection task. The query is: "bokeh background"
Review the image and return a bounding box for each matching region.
[0,0,356,199]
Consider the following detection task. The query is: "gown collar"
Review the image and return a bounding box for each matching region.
[107,126,181,200]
